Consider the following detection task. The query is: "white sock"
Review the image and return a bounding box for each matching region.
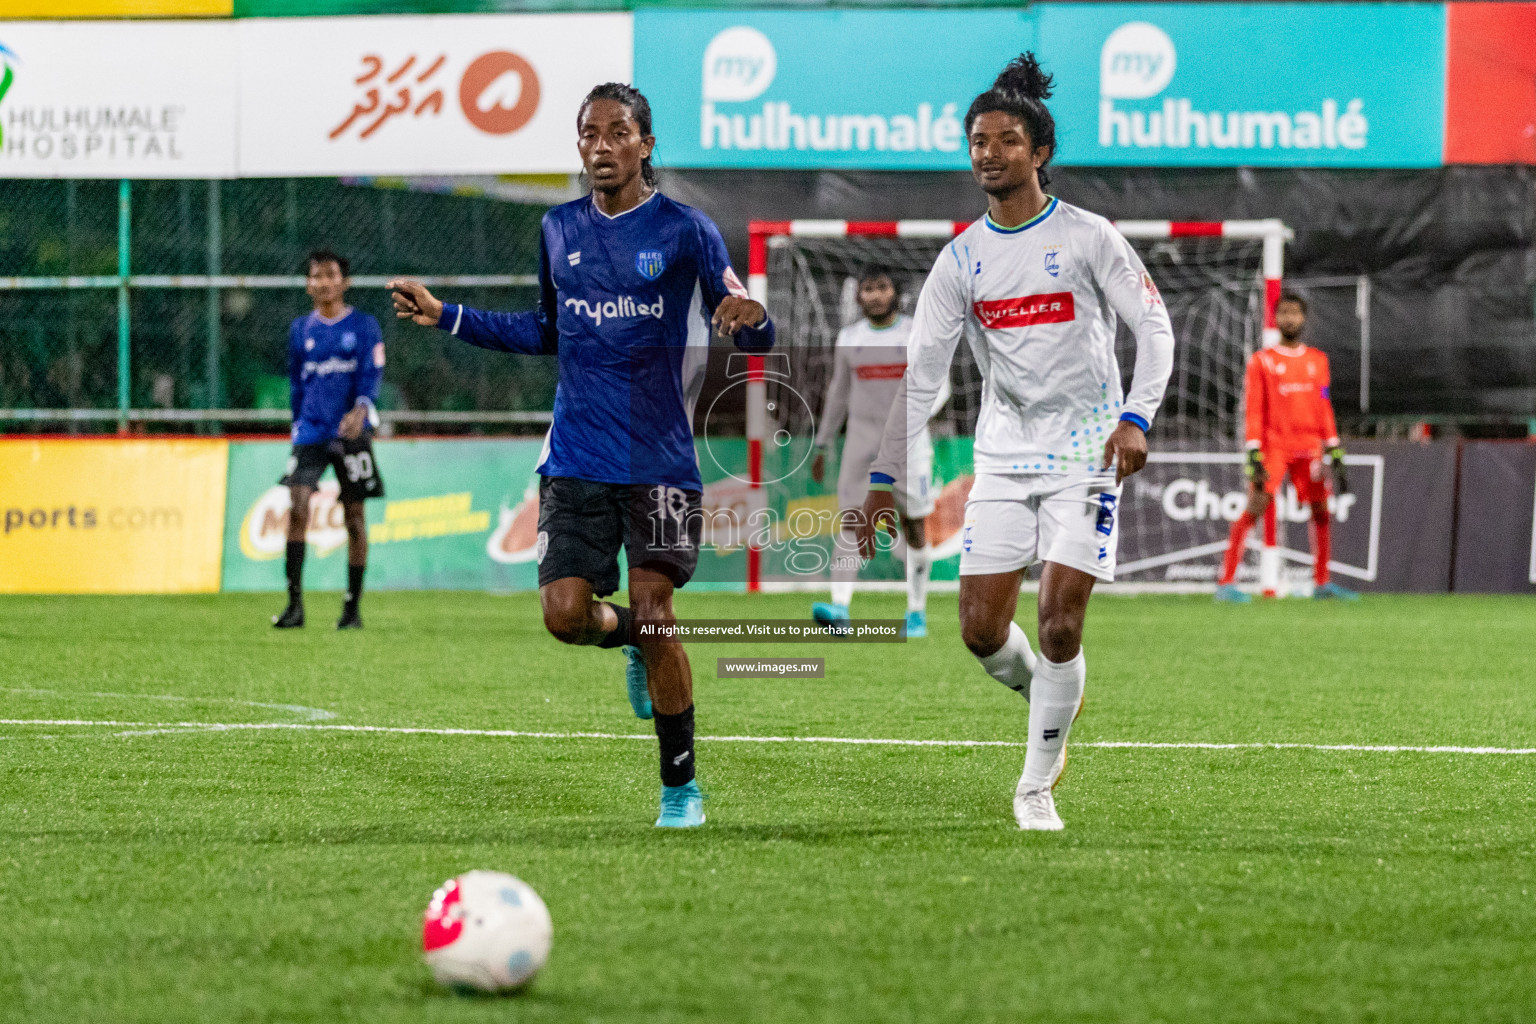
[1019,650,1086,791]
[977,622,1036,697]
[830,527,857,609]
[906,543,932,613]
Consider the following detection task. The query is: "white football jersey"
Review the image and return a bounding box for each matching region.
[814,314,950,450]
[871,197,1175,482]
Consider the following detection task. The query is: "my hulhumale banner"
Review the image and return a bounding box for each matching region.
[635,9,1035,171]
[1038,3,1445,167]
[634,4,1445,170]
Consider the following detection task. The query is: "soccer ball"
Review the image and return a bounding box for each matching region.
[422,870,553,992]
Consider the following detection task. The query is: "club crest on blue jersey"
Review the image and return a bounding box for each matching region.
[1044,246,1061,278]
[635,250,666,281]
[341,331,357,350]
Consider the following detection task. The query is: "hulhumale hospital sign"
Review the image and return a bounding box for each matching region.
[634,4,1447,170]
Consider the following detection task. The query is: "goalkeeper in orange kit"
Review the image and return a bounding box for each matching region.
[1216,294,1358,601]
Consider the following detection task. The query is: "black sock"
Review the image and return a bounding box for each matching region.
[345,564,365,609]
[654,705,696,787]
[285,542,305,599]
[596,602,633,649]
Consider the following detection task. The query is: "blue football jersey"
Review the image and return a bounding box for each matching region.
[436,192,775,489]
[287,307,384,445]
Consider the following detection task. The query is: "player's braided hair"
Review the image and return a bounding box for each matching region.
[965,52,1057,187]
[579,82,658,189]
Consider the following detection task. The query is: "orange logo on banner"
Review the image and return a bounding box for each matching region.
[329,50,541,141]
[331,53,449,141]
[459,51,540,136]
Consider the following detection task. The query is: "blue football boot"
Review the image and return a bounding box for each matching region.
[1313,581,1360,601]
[622,645,652,720]
[812,601,852,635]
[904,609,927,638]
[1214,584,1252,604]
[655,779,705,828]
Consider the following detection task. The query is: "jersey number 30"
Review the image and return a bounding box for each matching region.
[344,452,375,483]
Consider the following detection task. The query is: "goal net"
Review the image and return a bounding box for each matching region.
[745,216,1292,592]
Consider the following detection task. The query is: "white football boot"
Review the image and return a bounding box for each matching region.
[1013,785,1064,831]
[1013,696,1083,831]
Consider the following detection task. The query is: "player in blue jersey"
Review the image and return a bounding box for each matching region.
[273,250,385,631]
[390,83,773,829]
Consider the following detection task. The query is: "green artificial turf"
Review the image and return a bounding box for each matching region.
[2,592,1533,1023]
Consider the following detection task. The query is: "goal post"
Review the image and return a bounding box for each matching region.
[744,216,1293,594]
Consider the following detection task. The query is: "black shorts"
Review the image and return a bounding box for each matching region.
[280,436,385,502]
[536,476,702,596]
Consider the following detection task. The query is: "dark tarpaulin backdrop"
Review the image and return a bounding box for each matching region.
[1452,441,1536,594]
[659,165,1536,421]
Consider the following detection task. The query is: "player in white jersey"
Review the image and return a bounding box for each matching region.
[858,54,1175,831]
[809,266,949,638]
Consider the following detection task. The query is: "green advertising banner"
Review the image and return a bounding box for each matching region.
[756,435,972,586]
[222,438,546,592]
[220,435,972,593]
[222,436,762,593]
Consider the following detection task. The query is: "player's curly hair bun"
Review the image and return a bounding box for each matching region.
[992,52,1055,103]
[965,51,1058,187]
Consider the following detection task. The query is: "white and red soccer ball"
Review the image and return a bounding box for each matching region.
[422,871,552,992]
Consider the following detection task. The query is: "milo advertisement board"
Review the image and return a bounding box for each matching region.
[222,439,544,592]
[221,437,760,592]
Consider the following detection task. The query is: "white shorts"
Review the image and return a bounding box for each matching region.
[836,429,936,520]
[958,473,1122,581]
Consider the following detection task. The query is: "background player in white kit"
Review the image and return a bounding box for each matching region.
[809,266,949,638]
[858,54,1175,831]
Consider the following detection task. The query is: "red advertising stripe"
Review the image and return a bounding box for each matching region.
[972,292,1075,330]
[854,363,906,380]
[1445,3,1536,164]
[1168,222,1224,238]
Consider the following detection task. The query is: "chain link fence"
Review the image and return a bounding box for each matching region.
[0,178,557,432]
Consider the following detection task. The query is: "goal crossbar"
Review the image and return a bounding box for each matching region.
[748,217,1290,344]
[741,216,1293,593]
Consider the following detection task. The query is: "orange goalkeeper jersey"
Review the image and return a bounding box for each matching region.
[1243,344,1339,457]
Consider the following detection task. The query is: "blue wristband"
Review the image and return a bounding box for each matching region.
[869,472,895,486]
[1119,412,1150,432]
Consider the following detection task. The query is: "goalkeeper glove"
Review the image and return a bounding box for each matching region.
[1326,446,1349,495]
[1244,447,1268,484]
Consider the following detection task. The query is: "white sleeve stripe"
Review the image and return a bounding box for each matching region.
[451,304,463,336]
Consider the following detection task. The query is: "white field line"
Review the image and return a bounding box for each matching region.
[1,719,1534,755]
[2,688,336,721]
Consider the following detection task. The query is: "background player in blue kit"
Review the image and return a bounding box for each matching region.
[274,250,385,631]
[390,83,773,829]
